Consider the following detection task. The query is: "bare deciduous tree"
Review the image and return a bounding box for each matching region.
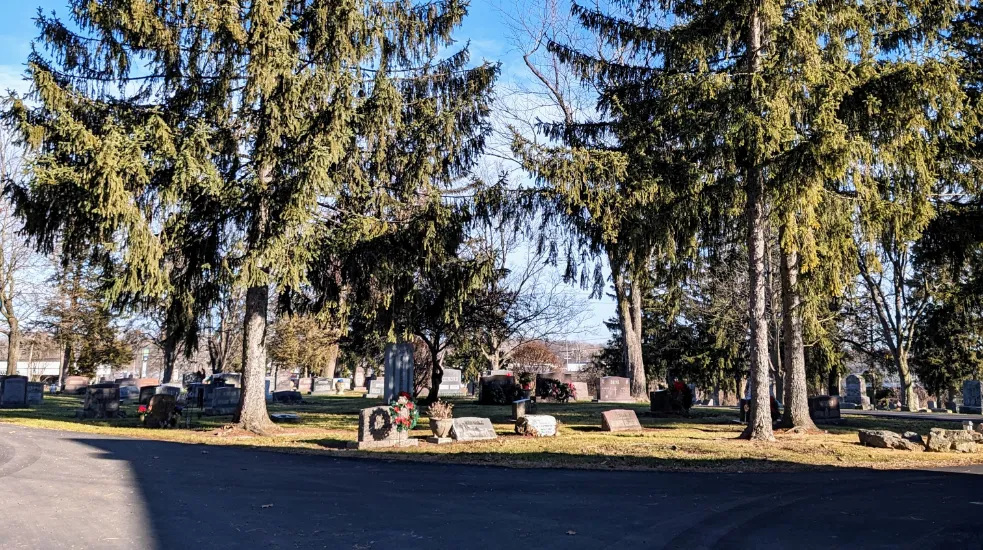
[0,127,47,375]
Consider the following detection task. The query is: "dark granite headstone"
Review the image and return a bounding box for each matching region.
[601,409,642,432]
[143,394,177,428]
[599,376,632,402]
[139,385,160,405]
[808,395,841,422]
[204,386,240,415]
[961,380,982,414]
[157,384,182,399]
[81,384,120,418]
[384,343,414,402]
[26,382,43,406]
[0,376,28,408]
[650,390,671,413]
[478,374,515,405]
[273,390,303,404]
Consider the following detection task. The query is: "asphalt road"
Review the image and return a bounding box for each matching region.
[3,425,983,549]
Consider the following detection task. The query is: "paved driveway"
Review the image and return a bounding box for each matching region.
[2,425,982,549]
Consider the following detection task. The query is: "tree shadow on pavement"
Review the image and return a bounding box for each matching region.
[63,433,983,550]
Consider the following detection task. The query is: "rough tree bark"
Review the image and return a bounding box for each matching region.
[234,283,277,434]
[321,341,340,379]
[777,241,816,430]
[425,337,444,405]
[5,316,18,375]
[613,259,647,399]
[740,2,775,441]
[160,333,178,384]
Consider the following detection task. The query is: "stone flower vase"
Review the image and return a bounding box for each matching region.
[430,418,453,438]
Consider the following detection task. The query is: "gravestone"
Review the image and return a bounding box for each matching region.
[650,390,671,413]
[157,384,182,399]
[843,374,870,408]
[808,395,841,422]
[265,378,273,403]
[63,376,89,394]
[570,382,591,402]
[139,385,160,405]
[518,414,557,437]
[185,383,206,409]
[311,377,335,394]
[365,377,384,398]
[143,394,177,428]
[601,409,642,432]
[81,384,120,418]
[297,377,314,394]
[478,374,516,405]
[205,386,240,415]
[213,373,242,387]
[599,376,632,402]
[511,398,531,420]
[438,368,466,397]
[348,406,418,449]
[353,366,367,389]
[273,390,303,404]
[135,377,159,389]
[961,380,982,414]
[26,382,44,406]
[0,376,28,408]
[384,343,415,402]
[451,417,497,441]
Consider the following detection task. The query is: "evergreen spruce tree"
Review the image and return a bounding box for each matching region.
[544,0,973,435]
[6,0,495,433]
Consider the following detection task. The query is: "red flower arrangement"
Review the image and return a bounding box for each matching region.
[389,393,420,432]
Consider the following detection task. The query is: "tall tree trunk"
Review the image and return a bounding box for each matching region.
[766,232,783,403]
[740,2,775,442]
[321,341,340,378]
[234,283,277,434]
[426,338,443,405]
[6,316,18,375]
[628,279,646,398]
[777,242,816,430]
[59,343,71,389]
[613,262,646,399]
[898,355,916,411]
[161,334,177,384]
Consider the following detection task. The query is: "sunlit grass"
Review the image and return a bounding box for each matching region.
[3,393,982,472]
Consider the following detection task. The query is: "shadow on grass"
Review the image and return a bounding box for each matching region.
[37,432,983,549]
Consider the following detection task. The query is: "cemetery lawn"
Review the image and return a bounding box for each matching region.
[3,394,983,473]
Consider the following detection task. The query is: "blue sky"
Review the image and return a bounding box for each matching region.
[0,0,616,344]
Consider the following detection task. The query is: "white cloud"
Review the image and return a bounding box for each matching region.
[0,64,30,96]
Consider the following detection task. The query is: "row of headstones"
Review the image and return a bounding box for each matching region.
[350,405,645,449]
[843,375,983,414]
[0,376,44,408]
[477,374,635,404]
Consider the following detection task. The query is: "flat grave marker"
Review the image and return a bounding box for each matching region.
[451,417,497,441]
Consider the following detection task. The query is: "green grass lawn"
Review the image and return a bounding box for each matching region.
[2,393,981,472]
